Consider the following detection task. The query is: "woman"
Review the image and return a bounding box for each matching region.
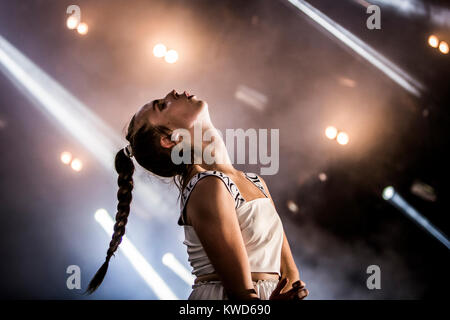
[87,89,309,300]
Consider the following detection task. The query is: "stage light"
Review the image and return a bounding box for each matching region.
[70,158,83,171]
[382,187,449,250]
[164,49,178,64]
[94,209,178,299]
[162,252,195,286]
[60,151,72,165]
[77,22,88,35]
[439,41,449,54]
[153,43,167,58]
[336,132,349,145]
[325,126,338,140]
[382,186,394,200]
[287,0,423,97]
[66,16,79,30]
[318,172,327,182]
[286,200,299,213]
[428,35,439,48]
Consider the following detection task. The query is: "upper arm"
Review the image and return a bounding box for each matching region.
[185,176,255,296]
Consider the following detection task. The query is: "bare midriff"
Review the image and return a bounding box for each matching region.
[194,272,280,284]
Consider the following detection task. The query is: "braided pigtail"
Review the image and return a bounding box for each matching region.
[85,148,135,294]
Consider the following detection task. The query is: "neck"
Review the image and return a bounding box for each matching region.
[190,124,238,176]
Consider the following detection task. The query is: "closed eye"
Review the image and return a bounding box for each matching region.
[158,100,167,111]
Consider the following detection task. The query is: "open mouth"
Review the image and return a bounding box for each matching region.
[173,90,195,99]
[184,91,195,99]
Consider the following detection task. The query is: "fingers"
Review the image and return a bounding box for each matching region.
[287,280,308,300]
[293,280,306,288]
[283,280,301,294]
[270,278,288,298]
[296,287,309,300]
[270,278,309,300]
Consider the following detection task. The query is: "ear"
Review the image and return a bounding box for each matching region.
[160,134,176,149]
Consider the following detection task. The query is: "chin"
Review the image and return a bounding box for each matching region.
[193,99,207,109]
[199,100,208,108]
[196,101,210,121]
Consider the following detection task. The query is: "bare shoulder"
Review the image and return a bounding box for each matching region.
[185,175,235,225]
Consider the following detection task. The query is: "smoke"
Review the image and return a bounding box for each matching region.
[284,219,423,299]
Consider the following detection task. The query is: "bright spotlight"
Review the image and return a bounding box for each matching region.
[162,252,195,286]
[77,22,89,35]
[428,35,439,48]
[325,126,338,140]
[318,172,327,182]
[60,151,72,165]
[164,49,178,64]
[94,209,178,299]
[382,186,395,200]
[381,187,449,250]
[153,43,167,58]
[66,16,79,30]
[286,200,299,213]
[336,132,349,145]
[439,41,449,54]
[70,158,83,171]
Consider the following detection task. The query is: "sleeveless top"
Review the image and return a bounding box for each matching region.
[178,170,284,277]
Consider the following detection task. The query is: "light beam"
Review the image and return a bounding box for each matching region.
[95,209,178,299]
[382,187,450,250]
[286,0,424,97]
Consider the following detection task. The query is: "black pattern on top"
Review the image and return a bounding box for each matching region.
[178,171,268,226]
[243,172,269,198]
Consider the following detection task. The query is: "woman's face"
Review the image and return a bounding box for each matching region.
[135,89,209,133]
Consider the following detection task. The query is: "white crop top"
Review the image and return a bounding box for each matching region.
[178,171,284,277]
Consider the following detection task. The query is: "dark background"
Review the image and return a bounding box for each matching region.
[0,0,449,299]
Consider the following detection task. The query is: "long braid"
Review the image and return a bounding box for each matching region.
[86,109,193,294]
[85,148,135,294]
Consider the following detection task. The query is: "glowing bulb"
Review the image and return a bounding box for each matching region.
[164,49,178,64]
[336,132,349,145]
[60,151,72,165]
[77,22,88,35]
[66,16,79,30]
[153,43,167,58]
[428,35,439,48]
[439,41,449,54]
[382,186,395,200]
[325,126,338,140]
[286,200,299,213]
[71,158,83,171]
[318,172,327,182]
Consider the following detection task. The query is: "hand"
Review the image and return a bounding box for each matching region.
[280,276,300,294]
[269,278,309,300]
